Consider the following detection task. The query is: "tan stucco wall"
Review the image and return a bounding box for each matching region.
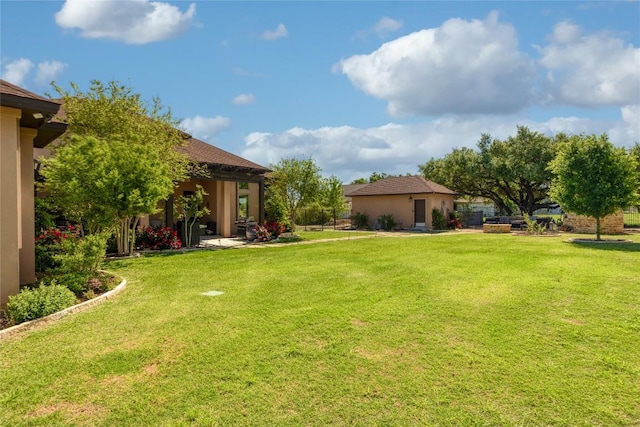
[1,106,22,307]
[20,128,37,285]
[351,193,455,229]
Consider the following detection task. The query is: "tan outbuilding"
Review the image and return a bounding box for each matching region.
[347,176,455,230]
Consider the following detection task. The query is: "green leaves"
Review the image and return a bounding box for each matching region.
[41,135,174,234]
[549,134,639,239]
[268,157,324,230]
[420,126,560,215]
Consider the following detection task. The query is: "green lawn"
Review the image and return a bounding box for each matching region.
[1,233,639,426]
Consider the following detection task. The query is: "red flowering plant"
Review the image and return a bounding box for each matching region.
[263,220,285,237]
[35,225,81,273]
[36,224,80,246]
[136,226,182,250]
[447,213,462,230]
[253,224,272,242]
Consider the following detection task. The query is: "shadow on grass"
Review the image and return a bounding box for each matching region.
[567,241,640,252]
[105,250,195,266]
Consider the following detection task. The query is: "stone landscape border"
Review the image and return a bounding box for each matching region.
[0,274,126,341]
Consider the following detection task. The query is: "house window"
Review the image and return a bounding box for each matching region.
[238,194,249,219]
[238,182,249,190]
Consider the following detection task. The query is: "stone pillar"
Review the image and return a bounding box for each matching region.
[563,212,625,234]
[20,128,38,285]
[0,106,22,307]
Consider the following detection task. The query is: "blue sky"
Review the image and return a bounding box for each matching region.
[2,1,639,182]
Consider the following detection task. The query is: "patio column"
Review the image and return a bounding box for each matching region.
[19,128,38,285]
[0,106,21,307]
[216,181,233,237]
[258,177,265,224]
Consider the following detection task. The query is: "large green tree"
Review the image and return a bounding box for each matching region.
[44,80,191,255]
[268,157,322,230]
[548,134,639,240]
[630,143,640,200]
[51,80,191,183]
[419,126,562,215]
[41,135,174,254]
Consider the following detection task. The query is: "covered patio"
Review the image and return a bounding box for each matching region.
[144,137,270,238]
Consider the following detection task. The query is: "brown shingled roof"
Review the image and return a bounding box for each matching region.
[348,175,454,196]
[179,138,270,174]
[1,79,66,147]
[1,79,57,103]
[342,183,368,196]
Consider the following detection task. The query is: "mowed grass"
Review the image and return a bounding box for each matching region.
[1,233,639,426]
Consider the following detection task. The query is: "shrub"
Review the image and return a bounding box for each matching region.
[5,283,77,325]
[296,202,330,226]
[263,220,286,237]
[351,212,370,229]
[136,226,181,250]
[524,214,546,235]
[447,212,462,229]
[34,197,57,234]
[253,224,272,242]
[35,226,81,274]
[432,209,448,230]
[377,214,396,231]
[52,232,108,295]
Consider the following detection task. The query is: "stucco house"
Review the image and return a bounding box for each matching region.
[348,175,455,230]
[36,102,270,240]
[1,80,67,307]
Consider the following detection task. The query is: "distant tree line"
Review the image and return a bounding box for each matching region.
[419,126,639,220]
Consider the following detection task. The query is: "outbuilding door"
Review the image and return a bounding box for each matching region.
[414,199,426,226]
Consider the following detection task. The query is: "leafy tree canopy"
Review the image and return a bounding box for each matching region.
[630,143,640,197]
[321,175,348,217]
[44,79,191,255]
[419,126,563,215]
[549,133,639,240]
[41,135,174,254]
[268,157,323,230]
[349,172,407,184]
[51,80,191,183]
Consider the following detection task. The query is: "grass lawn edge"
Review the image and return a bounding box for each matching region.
[0,273,127,341]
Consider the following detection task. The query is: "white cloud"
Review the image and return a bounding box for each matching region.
[373,17,403,38]
[241,112,639,183]
[610,105,640,145]
[232,93,255,105]
[181,115,231,142]
[335,12,535,117]
[35,61,68,86]
[55,0,196,44]
[260,23,288,41]
[1,58,34,86]
[354,16,404,41]
[538,21,640,108]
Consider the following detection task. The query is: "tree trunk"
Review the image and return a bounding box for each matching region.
[116,216,137,256]
[129,216,140,255]
[596,216,601,241]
